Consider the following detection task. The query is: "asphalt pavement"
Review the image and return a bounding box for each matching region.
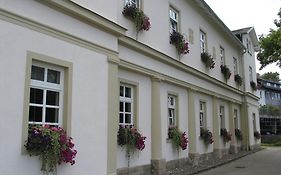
[197,147,281,175]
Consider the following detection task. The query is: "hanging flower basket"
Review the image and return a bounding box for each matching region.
[201,52,215,69]
[117,125,146,156]
[122,4,151,31]
[25,125,77,174]
[234,74,243,86]
[168,126,188,151]
[200,128,214,145]
[220,128,232,143]
[220,65,231,80]
[170,31,190,55]
[250,81,257,91]
[235,128,243,140]
[254,131,261,139]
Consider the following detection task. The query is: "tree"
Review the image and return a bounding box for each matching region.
[260,72,280,82]
[257,8,281,70]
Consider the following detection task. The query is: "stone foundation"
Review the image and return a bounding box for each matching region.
[117,164,151,175]
[166,157,192,171]
[151,159,166,175]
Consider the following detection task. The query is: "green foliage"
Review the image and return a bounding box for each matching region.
[220,128,232,143]
[220,65,231,80]
[234,74,243,86]
[200,128,214,145]
[168,127,188,151]
[259,105,281,116]
[257,8,281,70]
[250,81,257,91]
[260,72,280,82]
[235,129,243,141]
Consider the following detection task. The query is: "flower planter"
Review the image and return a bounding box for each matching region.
[234,74,243,86]
[220,128,232,143]
[168,126,188,151]
[201,52,215,69]
[254,131,261,139]
[220,65,231,80]
[122,4,151,31]
[170,31,190,55]
[200,128,214,145]
[250,81,257,91]
[235,128,243,140]
[25,125,77,174]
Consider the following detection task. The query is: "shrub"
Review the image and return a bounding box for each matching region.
[200,128,214,145]
[25,125,77,173]
[168,127,188,151]
[201,52,215,69]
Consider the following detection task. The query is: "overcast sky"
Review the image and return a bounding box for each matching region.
[204,0,281,75]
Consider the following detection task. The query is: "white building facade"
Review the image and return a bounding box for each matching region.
[0,0,260,175]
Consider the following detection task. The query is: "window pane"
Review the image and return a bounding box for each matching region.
[45,108,59,123]
[46,90,59,106]
[29,106,42,122]
[125,114,131,124]
[31,65,44,81]
[119,102,124,112]
[169,118,173,126]
[120,86,124,97]
[119,113,124,123]
[47,69,60,84]
[125,102,131,112]
[125,87,131,98]
[30,88,43,104]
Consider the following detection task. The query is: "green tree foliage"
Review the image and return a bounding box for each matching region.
[260,72,280,82]
[257,8,281,70]
[259,105,281,116]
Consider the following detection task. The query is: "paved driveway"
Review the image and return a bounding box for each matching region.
[197,147,281,175]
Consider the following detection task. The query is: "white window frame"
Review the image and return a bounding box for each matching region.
[200,30,206,53]
[219,106,225,129]
[119,84,134,126]
[199,101,206,128]
[29,61,64,127]
[168,95,176,127]
[233,57,238,75]
[169,7,179,33]
[234,109,239,129]
[249,66,253,82]
[220,46,225,65]
[124,0,140,8]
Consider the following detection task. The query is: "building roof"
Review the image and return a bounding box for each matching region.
[232,27,260,52]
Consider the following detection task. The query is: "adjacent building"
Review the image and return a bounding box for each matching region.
[0,0,260,175]
[258,78,281,134]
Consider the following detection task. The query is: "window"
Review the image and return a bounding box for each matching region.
[125,0,140,8]
[169,7,179,33]
[219,106,225,129]
[200,30,206,53]
[233,57,238,75]
[199,101,206,128]
[220,47,225,65]
[253,113,256,131]
[246,38,252,54]
[168,95,177,126]
[249,66,253,82]
[234,109,239,129]
[119,84,134,126]
[29,62,64,127]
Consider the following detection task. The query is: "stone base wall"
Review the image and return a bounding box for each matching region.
[166,158,192,171]
[117,164,151,175]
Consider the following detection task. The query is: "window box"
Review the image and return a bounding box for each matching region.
[250,81,257,91]
[168,126,188,151]
[200,128,214,145]
[220,128,232,143]
[25,125,77,174]
[220,65,231,80]
[234,74,243,86]
[201,52,215,69]
[254,131,261,139]
[235,128,243,140]
[122,4,151,31]
[170,31,190,55]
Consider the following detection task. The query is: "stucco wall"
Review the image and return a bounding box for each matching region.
[0,17,110,175]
